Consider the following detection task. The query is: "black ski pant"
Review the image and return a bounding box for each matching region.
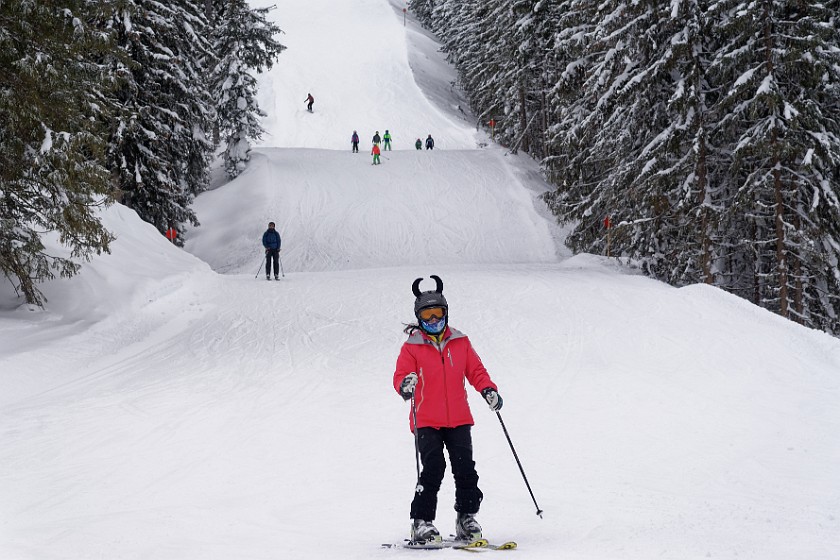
[352,142,359,152]
[410,425,483,521]
[265,249,279,276]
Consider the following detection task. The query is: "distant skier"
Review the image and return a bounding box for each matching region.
[305,93,314,112]
[371,143,381,165]
[262,221,282,280]
[383,130,393,151]
[372,131,381,146]
[351,130,360,153]
[415,138,422,150]
[425,134,435,150]
[393,275,503,544]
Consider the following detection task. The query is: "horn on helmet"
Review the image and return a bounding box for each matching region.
[431,275,443,294]
[412,278,423,298]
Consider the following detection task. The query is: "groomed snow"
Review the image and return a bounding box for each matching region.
[1,1,839,559]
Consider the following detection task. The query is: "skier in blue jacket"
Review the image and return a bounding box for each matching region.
[262,221,282,280]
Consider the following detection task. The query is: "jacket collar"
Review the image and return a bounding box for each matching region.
[407,326,465,346]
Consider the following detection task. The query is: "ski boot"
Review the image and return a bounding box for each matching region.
[266,274,270,281]
[455,512,482,541]
[410,519,441,544]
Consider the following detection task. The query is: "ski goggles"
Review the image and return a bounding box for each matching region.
[418,307,446,321]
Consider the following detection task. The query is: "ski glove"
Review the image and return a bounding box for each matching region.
[400,372,419,400]
[481,388,503,411]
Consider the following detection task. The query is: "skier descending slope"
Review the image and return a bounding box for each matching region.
[393,275,504,544]
[261,221,282,280]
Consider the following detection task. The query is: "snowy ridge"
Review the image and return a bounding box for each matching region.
[185,148,559,274]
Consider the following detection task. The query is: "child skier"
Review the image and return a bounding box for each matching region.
[305,93,314,112]
[393,275,503,544]
[383,130,393,150]
[371,143,381,165]
[351,130,360,153]
[415,138,422,150]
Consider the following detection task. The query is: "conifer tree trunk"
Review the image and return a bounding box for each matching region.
[792,210,803,321]
[519,85,529,154]
[772,145,788,317]
[697,133,712,284]
[764,3,788,317]
[208,0,219,145]
[750,220,761,305]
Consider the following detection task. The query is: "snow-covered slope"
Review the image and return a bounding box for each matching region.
[186,148,559,273]
[1,0,839,559]
[252,0,476,151]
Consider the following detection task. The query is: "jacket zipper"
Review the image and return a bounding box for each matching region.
[437,339,451,426]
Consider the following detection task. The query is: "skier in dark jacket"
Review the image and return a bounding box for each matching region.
[393,275,503,545]
[262,221,282,280]
[351,130,360,153]
[425,135,435,150]
[372,131,381,146]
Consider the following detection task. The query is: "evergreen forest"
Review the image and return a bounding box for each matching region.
[0,0,284,305]
[410,0,840,334]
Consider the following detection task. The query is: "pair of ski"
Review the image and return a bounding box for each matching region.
[383,538,517,551]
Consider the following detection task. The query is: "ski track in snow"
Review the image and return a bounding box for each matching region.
[1,0,840,559]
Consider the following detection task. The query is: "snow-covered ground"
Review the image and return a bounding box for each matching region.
[1,1,839,559]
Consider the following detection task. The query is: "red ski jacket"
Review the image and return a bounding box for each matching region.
[393,326,497,432]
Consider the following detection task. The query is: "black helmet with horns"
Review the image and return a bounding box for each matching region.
[412,275,448,317]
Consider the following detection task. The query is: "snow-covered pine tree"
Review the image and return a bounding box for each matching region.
[712,0,840,332]
[545,2,681,270]
[664,0,721,286]
[210,0,285,178]
[546,1,724,287]
[413,0,557,158]
[426,0,461,39]
[430,0,512,147]
[500,0,558,158]
[103,0,215,244]
[542,0,602,192]
[411,0,840,334]
[0,0,116,306]
[612,0,723,287]
[409,0,437,28]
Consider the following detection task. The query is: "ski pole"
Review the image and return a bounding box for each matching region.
[254,256,265,279]
[278,253,285,278]
[411,392,421,482]
[496,411,543,518]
